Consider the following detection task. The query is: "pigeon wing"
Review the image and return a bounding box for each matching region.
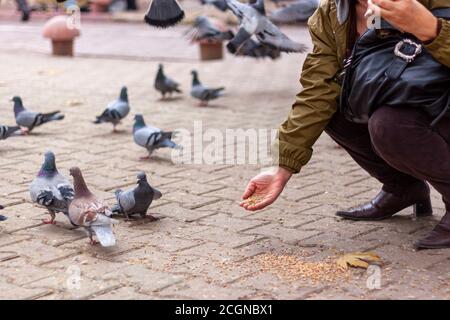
[118,189,136,213]
[256,20,308,52]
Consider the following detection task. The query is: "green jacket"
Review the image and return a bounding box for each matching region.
[278,0,450,173]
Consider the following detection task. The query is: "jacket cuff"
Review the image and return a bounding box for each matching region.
[424,19,450,67]
[278,157,303,173]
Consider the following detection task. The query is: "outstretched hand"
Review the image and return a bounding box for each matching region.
[240,167,292,211]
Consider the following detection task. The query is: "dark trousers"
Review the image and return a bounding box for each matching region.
[325,106,450,210]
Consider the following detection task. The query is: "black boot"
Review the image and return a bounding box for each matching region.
[336,182,432,221]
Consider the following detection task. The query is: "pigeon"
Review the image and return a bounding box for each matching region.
[186,16,234,42]
[154,64,182,100]
[133,114,181,159]
[0,205,6,222]
[269,0,319,24]
[225,0,307,54]
[94,86,130,132]
[200,0,228,12]
[144,0,185,28]
[68,167,117,246]
[0,124,20,140]
[12,96,64,134]
[190,70,225,106]
[235,37,281,60]
[112,172,162,220]
[29,151,75,225]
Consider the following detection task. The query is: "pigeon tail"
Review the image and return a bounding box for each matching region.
[91,225,116,247]
[42,112,64,124]
[144,0,185,28]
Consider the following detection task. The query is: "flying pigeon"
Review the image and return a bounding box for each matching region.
[200,0,228,12]
[154,64,182,100]
[133,114,181,159]
[68,167,117,246]
[144,0,185,28]
[225,0,307,54]
[235,37,281,60]
[29,151,75,225]
[269,0,319,24]
[0,205,6,222]
[0,124,20,140]
[12,96,64,134]
[94,86,130,132]
[112,172,162,220]
[186,16,234,43]
[190,70,225,106]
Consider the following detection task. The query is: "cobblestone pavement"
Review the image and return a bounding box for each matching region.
[0,19,449,300]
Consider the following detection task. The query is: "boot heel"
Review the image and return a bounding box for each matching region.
[414,199,433,217]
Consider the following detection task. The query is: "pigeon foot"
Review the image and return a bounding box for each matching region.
[42,219,56,225]
[20,127,30,135]
[144,215,160,222]
[89,238,100,246]
[139,155,151,160]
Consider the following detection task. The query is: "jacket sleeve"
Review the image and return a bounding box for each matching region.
[277,3,341,173]
[424,19,450,68]
[425,0,450,67]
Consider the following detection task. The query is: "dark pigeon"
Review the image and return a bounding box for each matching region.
[190,70,225,106]
[144,0,185,28]
[94,86,130,132]
[154,64,182,99]
[29,151,75,225]
[112,172,162,220]
[12,96,64,134]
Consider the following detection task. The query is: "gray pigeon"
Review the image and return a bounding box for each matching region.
[235,37,281,60]
[94,86,130,132]
[0,124,20,140]
[0,205,6,222]
[68,167,117,247]
[154,64,182,99]
[225,0,307,54]
[29,151,75,225]
[269,0,319,24]
[186,16,234,42]
[133,114,181,159]
[200,0,228,11]
[112,172,162,220]
[12,96,64,134]
[190,70,225,106]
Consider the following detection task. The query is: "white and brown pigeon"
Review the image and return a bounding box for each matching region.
[68,167,117,246]
[12,96,64,134]
[225,0,307,54]
[30,151,75,225]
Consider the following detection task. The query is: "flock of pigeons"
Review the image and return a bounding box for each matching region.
[0,0,319,245]
[146,0,318,58]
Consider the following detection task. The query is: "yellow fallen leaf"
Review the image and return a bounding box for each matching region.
[336,252,381,270]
